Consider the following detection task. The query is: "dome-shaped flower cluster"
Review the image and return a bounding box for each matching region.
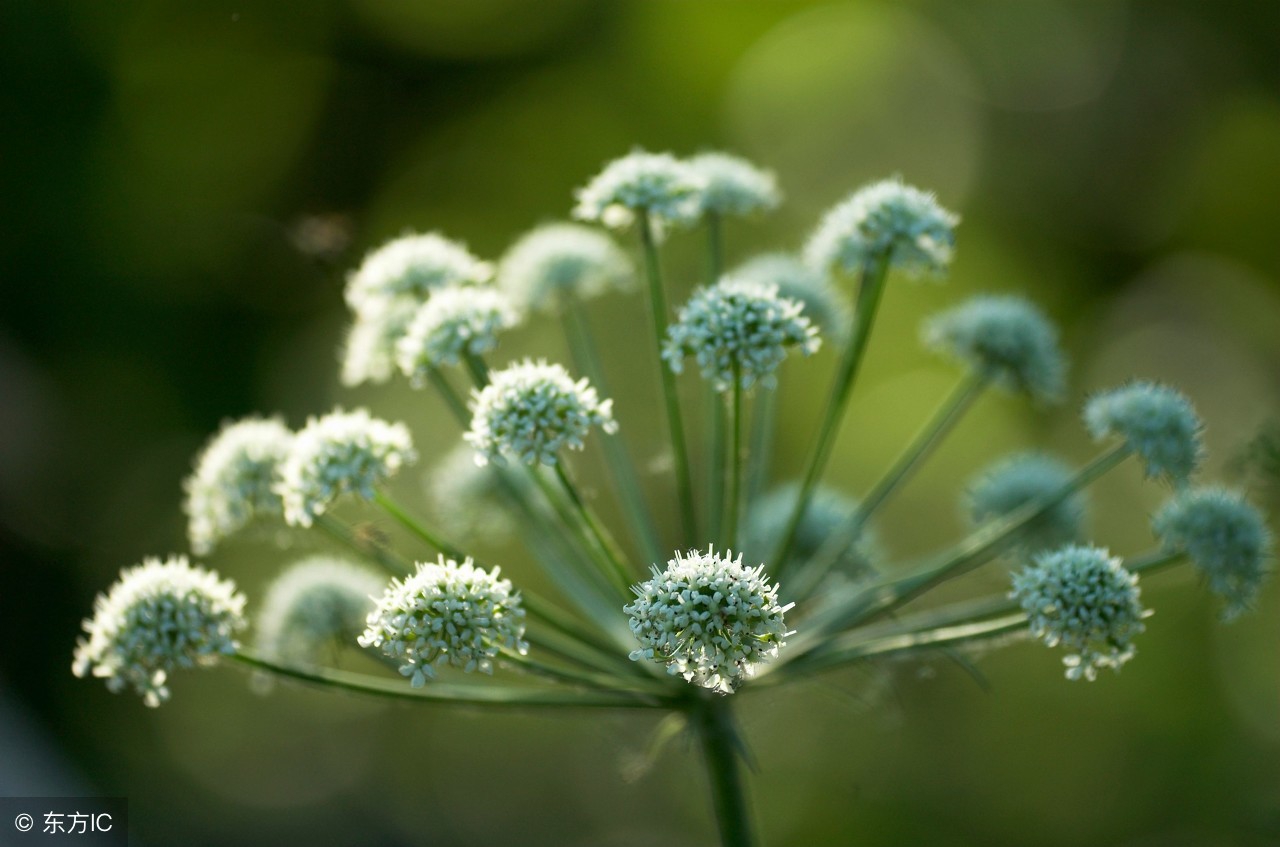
[1084,382,1203,483]
[1011,545,1147,681]
[744,484,880,581]
[340,298,418,387]
[1153,486,1272,620]
[573,150,705,230]
[804,178,959,277]
[358,556,527,687]
[923,294,1067,402]
[732,253,850,344]
[687,152,781,218]
[498,223,633,314]
[395,284,519,379]
[344,232,492,318]
[277,408,416,527]
[625,548,793,693]
[72,555,246,707]
[256,557,386,666]
[663,277,821,391]
[466,359,617,467]
[966,452,1087,555]
[184,417,294,555]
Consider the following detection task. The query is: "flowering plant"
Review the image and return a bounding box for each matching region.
[74,150,1273,846]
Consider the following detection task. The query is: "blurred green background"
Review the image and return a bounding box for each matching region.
[3,1,1280,845]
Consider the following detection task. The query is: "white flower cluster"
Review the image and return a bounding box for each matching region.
[805,178,959,277]
[1011,545,1148,681]
[625,548,793,693]
[277,408,416,527]
[358,556,528,687]
[344,231,492,317]
[732,253,850,344]
[466,359,617,467]
[256,557,386,666]
[663,276,820,391]
[687,152,781,218]
[498,223,633,314]
[573,150,705,230]
[341,299,417,387]
[395,283,519,380]
[183,417,294,555]
[72,556,246,707]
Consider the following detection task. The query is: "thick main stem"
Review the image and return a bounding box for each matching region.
[640,212,698,544]
[770,253,891,569]
[693,696,758,847]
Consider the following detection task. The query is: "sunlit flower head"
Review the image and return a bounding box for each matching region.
[1011,545,1147,681]
[732,253,851,344]
[663,277,820,392]
[395,284,519,381]
[340,299,418,387]
[1153,486,1273,620]
[344,232,492,317]
[184,417,294,555]
[1083,382,1203,483]
[256,557,385,666]
[465,359,617,467]
[625,547,793,694]
[498,223,633,313]
[358,556,527,687]
[572,150,705,230]
[277,408,416,527]
[687,152,781,218]
[923,294,1067,402]
[804,178,958,277]
[73,555,246,707]
[966,452,1087,555]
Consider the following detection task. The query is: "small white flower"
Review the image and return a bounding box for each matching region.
[395,284,520,380]
[625,547,793,693]
[465,359,617,467]
[358,556,527,686]
[573,150,705,230]
[73,556,246,707]
[498,223,634,313]
[256,557,386,666]
[276,408,416,527]
[687,152,781,218]
[344,232,492,318]
[184,417,294,555]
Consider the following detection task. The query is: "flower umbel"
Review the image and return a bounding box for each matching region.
[340,298,418,387]
[277,408,416,527]
[966,453,1087,555]
[256,557,385,666]
[358,556,528,687]
[183,417,293,555]
[396,284,519,379]
[1011,545,1147,681]
[72,556,246,707]
[663,276,820,391]
[732,253,850,344]
[1153,486,1273,620]
[804,178,959,277]
[1084,382,1203,483]
[687,152,781,218]
[625,548,793,693]
[498,223,633,313]
[923,294,1067,402]
[465,359,617,467]
[344,232,492,318]
[572,150,705,230]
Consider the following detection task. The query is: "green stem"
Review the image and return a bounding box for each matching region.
[554,461,636,594]
[498,648,665,695]
[693,696,758,847]
[708,389,726,543]
[314,513,411,576]
[724,372,744,550]
[230,651,668,709]
[373,491,467,561]
[640,211,698,544]
[463,350,491,387]
[562,300,664,564]
[427,367,471,425]
[771,252,892,569]
[707,211,725,283]
[787,372,988,594]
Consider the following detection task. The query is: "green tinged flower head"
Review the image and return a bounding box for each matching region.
[687,152,781,218]
[73,555,246,707]
[340,298,418,387]
[184,417,294,555]
[428,444,520,540]
[663,276,821,392]
[572,149,705,230]
[1084,382,1203,483]
[358,556,527,687]
[498,223,633,313]
[256,557,385,666]
[745,483,880,579]
[344,232,492,318]
[923,294,1067,402]
[277,408,416,527]
[1153,486,1273,620]
[395,284,520,380]
[1011,545,1147,681]
[804,178,959,277]
[466,359,617,467]
[625,547,793,694]
[732,253,851,344]
[966,453,1087,555]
